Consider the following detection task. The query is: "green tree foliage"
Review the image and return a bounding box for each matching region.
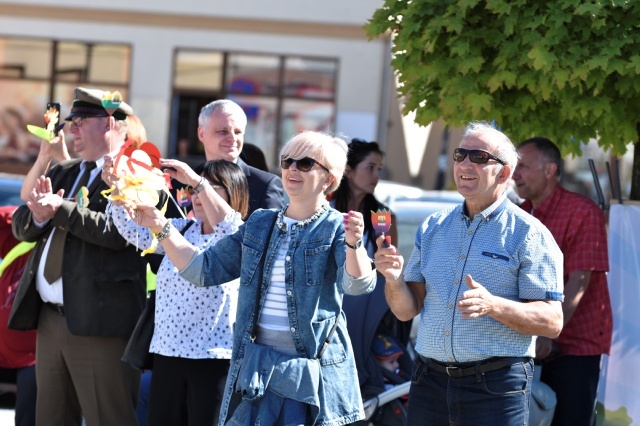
[366,0,640,197]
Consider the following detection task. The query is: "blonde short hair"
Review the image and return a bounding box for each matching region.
[280,131,348,194]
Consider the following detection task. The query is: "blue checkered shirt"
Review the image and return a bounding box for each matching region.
[404,194,563,363]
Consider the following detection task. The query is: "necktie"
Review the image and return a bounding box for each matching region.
[43,161,97,284]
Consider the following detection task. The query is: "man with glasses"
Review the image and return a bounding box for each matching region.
[9,87,146,425]
[375,121,564,425]
[513,137,611,426]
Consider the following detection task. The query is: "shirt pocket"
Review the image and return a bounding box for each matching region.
[240,244,261,287]
[469,250,519,298]
[304,244,332,286]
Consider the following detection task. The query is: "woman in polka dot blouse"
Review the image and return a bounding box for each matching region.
[108,158,249,426]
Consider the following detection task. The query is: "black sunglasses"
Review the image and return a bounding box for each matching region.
[453,148,505,166]
[280,156,330,172]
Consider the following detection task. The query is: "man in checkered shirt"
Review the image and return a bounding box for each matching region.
[374,122,564,425]
[514,137,612,426]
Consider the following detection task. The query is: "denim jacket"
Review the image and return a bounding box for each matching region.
[180,206,375,426]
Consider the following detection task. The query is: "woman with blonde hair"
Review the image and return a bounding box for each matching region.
[125,131,376,425]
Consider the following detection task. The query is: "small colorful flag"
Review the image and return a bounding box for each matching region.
[372,209,392,247]
[177,187,191,208]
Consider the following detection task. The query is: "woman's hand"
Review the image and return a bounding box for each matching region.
[48,129,71,163]
[343,210,365,247]
[124,204,166,233]
[101,155,119,188]
[160,158,201,187]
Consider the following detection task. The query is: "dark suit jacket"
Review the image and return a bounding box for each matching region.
[9,159,147,337]
[236,158,284,216]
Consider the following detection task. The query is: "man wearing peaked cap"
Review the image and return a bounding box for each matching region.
[9,86,146,425]
[65,87,133,121]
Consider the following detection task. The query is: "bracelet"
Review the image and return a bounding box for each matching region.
[155,222,172,241]
[192,177,209,194]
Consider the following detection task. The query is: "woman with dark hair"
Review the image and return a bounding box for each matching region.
[331,138,397,257]
[105,158,248,426]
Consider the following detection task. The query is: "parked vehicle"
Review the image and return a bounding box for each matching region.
[375,181,463,258]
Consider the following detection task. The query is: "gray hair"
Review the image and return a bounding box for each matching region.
[198,99,247,128]
[462,121,519,178]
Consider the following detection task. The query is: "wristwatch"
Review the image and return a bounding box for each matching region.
[155,222,172,241]
[344,239,362,250]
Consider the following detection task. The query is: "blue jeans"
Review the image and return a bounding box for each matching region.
[407,356,533,426]
[135,371,152,426]
[540,355,601,426]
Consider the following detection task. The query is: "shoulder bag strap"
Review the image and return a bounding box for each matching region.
[179,219,196,235]
[316,312,340,360]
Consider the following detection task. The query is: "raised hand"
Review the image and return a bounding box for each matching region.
[343,210,365,248]
[374,235,404,282]
[27,175,64,223]
[101,155,119,188]
[160,158,201,187]
[47,129,71,163]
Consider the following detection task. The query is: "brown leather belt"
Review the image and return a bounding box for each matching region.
[44,302,65,316]
[421,356,530,378]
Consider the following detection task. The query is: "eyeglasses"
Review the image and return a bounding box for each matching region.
[70,116,86,127]
[280,156,330,173]
[453,148,505,166]
[186,182,222,196]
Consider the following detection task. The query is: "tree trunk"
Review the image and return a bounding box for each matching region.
[631,122,640,201]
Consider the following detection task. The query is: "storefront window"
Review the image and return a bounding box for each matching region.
[174,50,224,91]
[0,38,51,79]
[284,57,337,100]
[226,54,280,97]
[172,49,337,167]
[0,36,131,171]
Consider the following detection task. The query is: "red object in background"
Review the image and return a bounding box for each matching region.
[0,206,37,369]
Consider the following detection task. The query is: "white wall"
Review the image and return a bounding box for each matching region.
[0,0,380,25]
[0,3,387,153]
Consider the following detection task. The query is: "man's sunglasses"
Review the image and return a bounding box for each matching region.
[453,148,505,166]
[280,156,330,172]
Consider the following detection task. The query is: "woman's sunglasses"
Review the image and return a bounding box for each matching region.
[280,156,330,172]
[453,148,505,166]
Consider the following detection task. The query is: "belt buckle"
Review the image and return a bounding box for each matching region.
[445,365,458,376]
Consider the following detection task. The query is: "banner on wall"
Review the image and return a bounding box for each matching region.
[598,203,640,425]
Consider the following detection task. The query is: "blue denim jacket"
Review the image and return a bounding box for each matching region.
[180,207,375,426]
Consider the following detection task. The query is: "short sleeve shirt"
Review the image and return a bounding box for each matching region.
[520,185,612,355]
[404,195,564,363]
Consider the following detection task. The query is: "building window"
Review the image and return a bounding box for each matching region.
[171,49,337,170]
[0,36,130,171]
